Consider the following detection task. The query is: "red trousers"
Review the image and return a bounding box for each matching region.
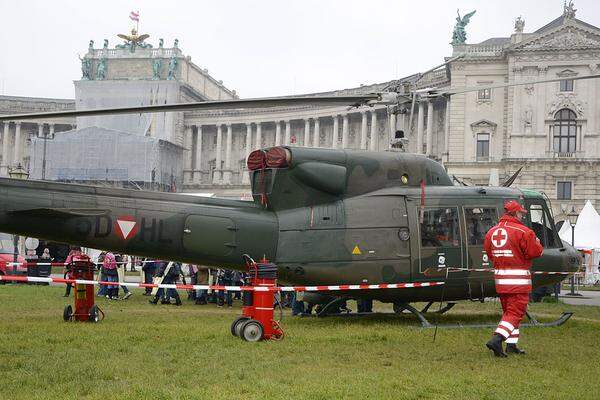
[494,292,529,343]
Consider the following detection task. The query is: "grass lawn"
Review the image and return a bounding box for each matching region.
[1,285,599,400]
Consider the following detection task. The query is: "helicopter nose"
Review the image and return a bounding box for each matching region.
[561,242,582,273]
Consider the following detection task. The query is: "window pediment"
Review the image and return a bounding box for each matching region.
[470,119,497,136]
[512,24,600,52]
[557,69,578,77]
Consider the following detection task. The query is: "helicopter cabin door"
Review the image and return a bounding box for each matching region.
[417,206,465,273]
[463,207,499,270]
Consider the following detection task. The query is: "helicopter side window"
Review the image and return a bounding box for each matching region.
[420,207,460,248]
[528,204,557,248]
[464,207,498,245]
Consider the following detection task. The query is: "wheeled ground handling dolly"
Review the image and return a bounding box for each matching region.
[63,254,102,323]
[230,255,284,341]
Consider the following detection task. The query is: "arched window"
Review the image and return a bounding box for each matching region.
[553,109,577,153]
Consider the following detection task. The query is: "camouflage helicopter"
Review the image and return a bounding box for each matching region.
[0,73,592,326]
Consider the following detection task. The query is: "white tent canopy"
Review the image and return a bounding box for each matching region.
[558,200,600,250]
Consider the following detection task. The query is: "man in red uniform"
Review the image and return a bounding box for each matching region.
[483,200,544,357]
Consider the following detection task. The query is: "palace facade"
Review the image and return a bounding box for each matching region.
[1,3,599,224]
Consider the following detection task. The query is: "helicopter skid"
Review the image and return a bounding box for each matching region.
[302,304,573,330]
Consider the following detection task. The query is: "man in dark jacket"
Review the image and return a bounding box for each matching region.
[142,259,157,296]
[149,262,185,306]
[217,269,234,307]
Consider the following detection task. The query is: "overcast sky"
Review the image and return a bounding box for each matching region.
[0,0,598,99]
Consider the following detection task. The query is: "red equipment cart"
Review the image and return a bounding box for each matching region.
[231,256,284,341]
[63,254,102,323]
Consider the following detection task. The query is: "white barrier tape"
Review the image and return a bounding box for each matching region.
[0,275,445,292]
[431,267,571,275]
[7,260,162,267]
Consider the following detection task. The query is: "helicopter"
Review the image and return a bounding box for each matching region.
[0,73,590,326]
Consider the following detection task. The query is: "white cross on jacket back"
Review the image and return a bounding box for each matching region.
[484,214,544,294]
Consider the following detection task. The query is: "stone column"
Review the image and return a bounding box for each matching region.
[13,122,21,166]
[389,111,397,149]
[1,122,9,176]
[242,123,252,185]
[275,121,282,146]
[284,120,291,145]
[360,111,368,150]
[213,124,222,183]
[443,99,451,163]
[256,122,262,149]
[223,123,232,184]
[244,123,252,157]
[332,115,339,149]
[184,126,193,181]
[49,123,55,138]
[426,100,434,156]
[195,126,203,183]
[313,117,320,147]
[399,112,406,135]
[369,111,378,151]
[416,101,425,154]
[304,119,310,147]
[342,114,349,149]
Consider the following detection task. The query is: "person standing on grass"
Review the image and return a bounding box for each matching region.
[115,253,132,300]
[194,265,210,305]
[103,252,119,300]
[163,262,185,306]
[97,251,108,297]
[142,258,157,296]
[484,200,543,357]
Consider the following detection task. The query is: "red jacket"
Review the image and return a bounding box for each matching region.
[484,214,544,294]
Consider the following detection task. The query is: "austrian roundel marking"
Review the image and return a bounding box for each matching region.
[114,215,139,240]
[491,228,508,248]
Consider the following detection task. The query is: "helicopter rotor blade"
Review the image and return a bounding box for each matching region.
[429,73,600,98]
[501,166,524,187]
[0,94,385,122]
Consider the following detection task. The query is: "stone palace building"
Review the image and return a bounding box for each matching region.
[1,3,599,224]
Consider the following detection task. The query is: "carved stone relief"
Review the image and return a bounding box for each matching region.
[547,93,585,117]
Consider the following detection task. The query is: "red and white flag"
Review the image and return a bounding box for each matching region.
[129,11,140,22]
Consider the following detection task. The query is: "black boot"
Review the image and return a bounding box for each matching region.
[506,343,526,355]
[173,293,182,306]
[486,334,507,358]
[149,296,159,304]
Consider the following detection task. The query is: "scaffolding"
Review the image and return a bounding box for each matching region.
[29,127,183,190]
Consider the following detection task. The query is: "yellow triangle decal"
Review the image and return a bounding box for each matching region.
[352,245,362,255]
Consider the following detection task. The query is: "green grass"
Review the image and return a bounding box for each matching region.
[1,285,600,400]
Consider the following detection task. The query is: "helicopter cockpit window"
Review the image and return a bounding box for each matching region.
[465,207,498,245]
[528,204,558,248]
[420,207,460,248]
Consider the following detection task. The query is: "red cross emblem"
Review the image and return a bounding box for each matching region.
[491,228,508,248]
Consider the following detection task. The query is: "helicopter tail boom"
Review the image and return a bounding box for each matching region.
[0,178,278,269]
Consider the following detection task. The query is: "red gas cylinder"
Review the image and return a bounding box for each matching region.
[231,257,284,342]
[63,254,101,323]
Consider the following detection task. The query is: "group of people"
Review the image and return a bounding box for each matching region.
[141,263,245,307]
[63,248,133,300]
